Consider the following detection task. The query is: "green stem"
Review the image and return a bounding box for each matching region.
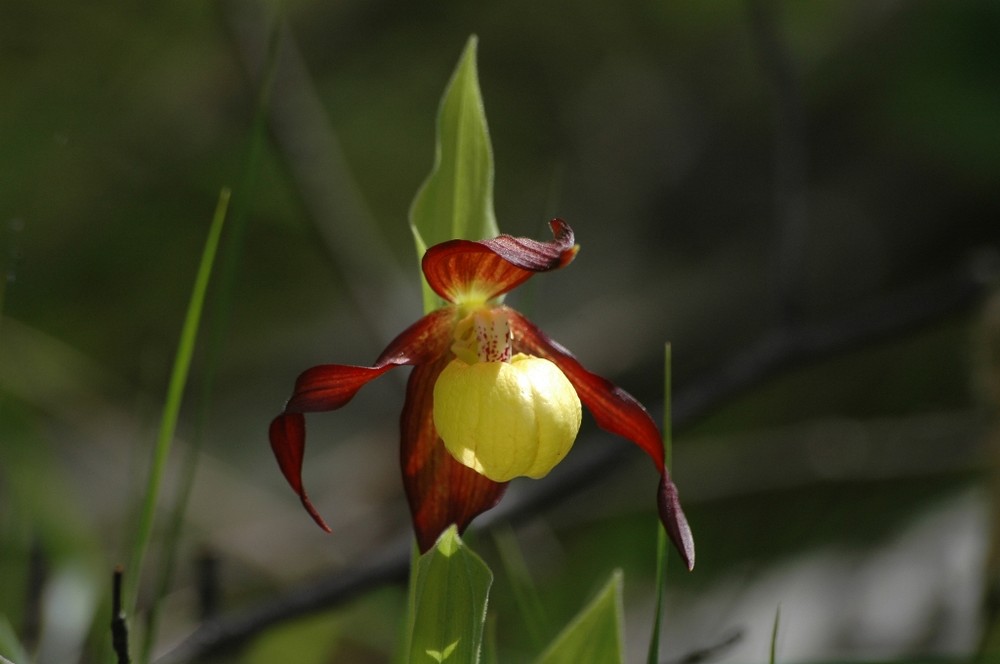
[646,343,672,664]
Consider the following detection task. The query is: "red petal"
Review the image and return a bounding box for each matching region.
[659,475,696,571]
[269,413,331,532]
[284,308,455,414]
[422,219,578,303]
[400,355,508,552]
[270,308,454,532]
[286,364,396,413]
[508,308,695,570]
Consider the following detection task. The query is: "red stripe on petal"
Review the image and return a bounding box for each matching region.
[482,219,577,271]
[374,307,455,366]
[422,219,578,303]
[400,355,508,552]
[286,364,395,413]
[508,308,695,569]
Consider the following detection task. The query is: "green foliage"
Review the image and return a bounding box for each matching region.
[406,527,493,664]
[409,35,499,314]
[535,570,625,664]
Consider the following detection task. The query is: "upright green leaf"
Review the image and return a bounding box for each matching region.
[407,526,493,663]
[409,35,499,313]
[535,570,625,664]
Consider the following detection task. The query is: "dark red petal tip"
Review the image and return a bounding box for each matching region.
[480,218,578,272]
[269,413,332,533]
[301,495,332,533]
[659,475,695,571]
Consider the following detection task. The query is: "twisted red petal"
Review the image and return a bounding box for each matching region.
[507,308,695,570]
[422,219,578,303]
[269,308,454,533]
[400,354,508,552]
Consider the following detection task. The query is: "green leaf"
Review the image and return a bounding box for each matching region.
[535,570,625,664]
[409,35,499,314]
[407,526,493,664]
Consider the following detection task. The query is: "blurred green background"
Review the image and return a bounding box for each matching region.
[2,0,999,662]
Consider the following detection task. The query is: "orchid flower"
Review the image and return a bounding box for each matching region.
[269,220,695,569]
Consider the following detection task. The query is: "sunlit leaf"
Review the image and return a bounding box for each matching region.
[535,570,625,664]
[409,35,499,314]
[407,526,492,663]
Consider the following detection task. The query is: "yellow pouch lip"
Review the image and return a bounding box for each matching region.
[433,354,582,482]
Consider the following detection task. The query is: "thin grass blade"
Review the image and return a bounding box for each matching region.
[126,188,230,617]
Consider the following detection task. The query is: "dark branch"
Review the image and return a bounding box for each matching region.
[672,628,744,664]
[112,565,131,664]
[154,543,409,664]
[21,538,45,653]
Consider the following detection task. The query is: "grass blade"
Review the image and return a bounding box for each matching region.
[126,188,230,619]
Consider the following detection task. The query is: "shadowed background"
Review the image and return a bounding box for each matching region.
[2,1,999,662]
